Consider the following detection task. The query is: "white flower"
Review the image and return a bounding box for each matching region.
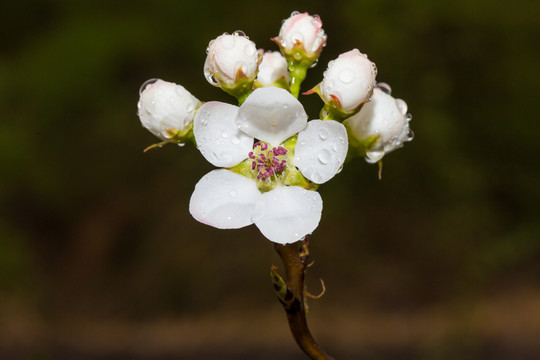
[344,85,413,163]
[274,11,326,58]
[137,79,201,140]
[190,87,348,244]
[204,31,259,88]
[255,51,289,87]
[320,49,377,113]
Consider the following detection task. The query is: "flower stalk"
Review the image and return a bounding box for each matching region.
[273,237,334,360]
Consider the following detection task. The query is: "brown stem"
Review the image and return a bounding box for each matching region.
[273,237,334,360]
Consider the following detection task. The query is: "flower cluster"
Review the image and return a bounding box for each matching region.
[137,11,413,244]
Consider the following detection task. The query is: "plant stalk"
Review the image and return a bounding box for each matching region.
[273,237,334,360]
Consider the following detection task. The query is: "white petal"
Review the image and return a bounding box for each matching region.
[194,101,254,167]
[189,169,261,229]
[253,186,322,244]
[236,87,308,146]
[293,120,348,184]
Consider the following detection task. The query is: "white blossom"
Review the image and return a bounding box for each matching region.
[190,87,348,243]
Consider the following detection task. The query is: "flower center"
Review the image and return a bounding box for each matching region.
[248,142,288,182]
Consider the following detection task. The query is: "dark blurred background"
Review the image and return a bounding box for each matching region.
[1,0,539,359]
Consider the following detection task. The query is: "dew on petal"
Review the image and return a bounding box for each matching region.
[319,128,329,140]
[318,149,331,164]
[139,78,159,95]
[395,99,408,115]
[376,82,392,95]
[338,68,355,84]
[233,30,247,37]
[406,113,413,122]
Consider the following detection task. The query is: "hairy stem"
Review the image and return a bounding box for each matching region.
[273,237,334,360]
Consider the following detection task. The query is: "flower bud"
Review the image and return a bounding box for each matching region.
[320,49,377,114]
[254,51,290,88]
[204,31,259,92]
[274,11,326,60]
[344,86,413,163]
[137,79,201,141]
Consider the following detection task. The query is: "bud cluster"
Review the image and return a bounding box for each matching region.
[137,10,413,165]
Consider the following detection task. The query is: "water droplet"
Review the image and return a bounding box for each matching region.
[201,117,208,126]
[372,63,378,76]
[227,216,232,220]
[136,101,142,110]
[376,82,392,95]
[407,129,415,141]
[293,52,302,61]
[139,78,159,95]
[177,143,185,147]
[205,68,219,85]
[233,30,246,37]
[186,103,194,112]
[294,232,299,237]
[221,130,228,138]
[395,99,408,115]
[229,190,237,197]
[406,113,413,122]
[310,58,319,68]
[338,68,355,84]
[300,140,306,146]
[291,10,300,17]
[319,128,328,140]
[332,143,339,152]
[230,135,240,145]
[336,164,344,174]
[318,149,331,164]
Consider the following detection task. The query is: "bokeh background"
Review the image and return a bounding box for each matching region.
[1,0,539,359]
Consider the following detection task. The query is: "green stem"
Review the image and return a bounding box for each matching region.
[274,237,334,360]
[289,65,308,99]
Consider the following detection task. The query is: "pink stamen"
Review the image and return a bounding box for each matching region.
[247,141,288,182]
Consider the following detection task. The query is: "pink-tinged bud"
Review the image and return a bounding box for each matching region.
[255,51,290,87]
[274,11,327,58]
[204,31,259,88]
[137,79,201,140]
[321,49,377,113]
[344,87,413,163]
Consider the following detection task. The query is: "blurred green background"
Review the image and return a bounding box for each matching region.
[1,0,539,359]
